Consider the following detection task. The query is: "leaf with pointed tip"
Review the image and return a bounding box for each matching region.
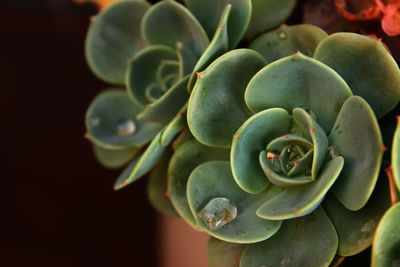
[392,119,400,191]
[92,143,141,169]
[293,108,329,180]
[85,0,150,84]
[160,106,187,146]
[148,149,179,217]
[85,90,164,149]
[231,108,290,193]
[314,32,400,118]
[168,140,230,227]
[323,175,391,256]
[137,76,189,123]
[141,0,209,58]
[126,45,178,107]
[245,53,352,133]
[372,202,400,267]
[249,24,328,62]
[114,127,167,190]
[187,161,282,243]
[240,207,338,267]
[329,96,384,211]
[187,4,230,92]
[188,49,266,148]
[257,156,344,220]
[185,0,251,49]
[244,0,296,39]
[207,237,245,267]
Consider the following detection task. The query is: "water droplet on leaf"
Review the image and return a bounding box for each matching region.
[91,117,100,126]
[117,120,136,136]
[277,31,287,40]
[198,197,237,231]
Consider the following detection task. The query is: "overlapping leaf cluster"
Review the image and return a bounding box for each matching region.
[84,0,400,266]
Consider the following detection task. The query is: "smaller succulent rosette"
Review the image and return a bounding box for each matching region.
[185,27,400,265]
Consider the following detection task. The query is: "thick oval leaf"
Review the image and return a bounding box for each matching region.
[176,42,198,77]
[187,4,230,92]
[244,0,296,39]
[126,45,178,107]
[148,149,178,217]
[329,96,384,211]
[372,202,400,267]
[137,76,189,123]
[392,119,400,191]
[245,53,352,133]
[323,175,391,256]
[141,0,209,58]
[231,108,290,193]
[257,156,344,220]
[168,140,230,227]
[187,161,282,243]
[293,108,329,180]
[114,127,167,190]
[314,32,400,118]
[85,90,163,149]
[249,24,328,62]
[240,207,338,267]
[207,237,246,267]
[185,0,251,49]
[85,0,150,84]
[188,49,266,148]
[92,144,140,169]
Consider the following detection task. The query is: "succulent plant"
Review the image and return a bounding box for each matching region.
[83,0,400,266]
[185,29,400,265]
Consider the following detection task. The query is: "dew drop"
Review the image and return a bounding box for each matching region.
[198,197,237,231]
[117,120,136,136]
[91,117,100,126]
[277,31,287,40]
[328,146,340,159]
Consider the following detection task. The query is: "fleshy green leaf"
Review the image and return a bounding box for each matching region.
[244,0,296,40]
[126,45,178,107]
[148,149,179,217]
[392,119,400,191]
[231,108,290,193]
[85,0,150,84]
[207,237,245,267]
[329,96,384,211]
[240,207,338,267]
[314,32,400,118]
[188,49,266,148]
[141,0,209,58]
[137,76,189,123]
[85,90,163,149]
[114,127,167,190]
[187,4,230,92]
[257,156,344,220]
[245,53,352,133]
[176,42,198,77]
[372,202,400,267]
[160,106,187,146]
[168,140,230,227]
[185,0,251,49]
[187,161,282,243]
[293,108,328,180]
[323,175,391,256]
[92,144,140,169]
[249,24,328,62]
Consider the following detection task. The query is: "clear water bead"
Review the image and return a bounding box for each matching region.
[91,117,100,126]
[198,197,237,231]
[117,119,136,136]
[277,31,287,40]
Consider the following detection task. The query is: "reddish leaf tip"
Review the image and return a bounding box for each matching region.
[310,128,315,133]
[219,26,223,30]
[266,170,271,175]
[83,133,88,139]
[283,135,289,139]
[164,191,169,196]
[382,146,387,152]
[196,72,201,77]
[296,211,301,216]
[194,225,199,230]
[396,115,400,121]
[296,50,301,55]
[295,160,300,165]
[233,134,238,139]
[145,105,151,109]
[123,180,128,187]
[178,112,184,116]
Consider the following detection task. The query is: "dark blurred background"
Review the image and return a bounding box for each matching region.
[2,1,157,266]
[1,0,388,266]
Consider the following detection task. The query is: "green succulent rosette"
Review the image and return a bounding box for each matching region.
[84,0,298,219]
[185,29,400,265]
